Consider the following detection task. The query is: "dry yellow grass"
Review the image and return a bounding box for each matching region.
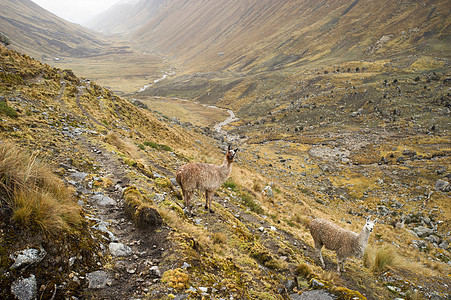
[0,142,82,234]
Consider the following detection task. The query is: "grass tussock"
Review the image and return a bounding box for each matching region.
[0,142,82,234]
[363,244,411,274]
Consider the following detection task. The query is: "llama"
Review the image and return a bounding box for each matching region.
[176,145,238,215]
[309,216,376,274]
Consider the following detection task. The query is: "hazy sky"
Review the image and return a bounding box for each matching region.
[31,0,121,25]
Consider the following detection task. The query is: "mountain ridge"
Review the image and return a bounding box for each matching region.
[125,0,450,73]
[85,0,164,35]
[0,0,110,58]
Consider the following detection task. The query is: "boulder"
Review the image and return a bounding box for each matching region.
[86,270,112,289]
[11,275,37,300]
[109,242,133,257]
[10,247,46,270]
[414,226,434,237]
[435,180,450,192]
[290,290,336,300]
[91,194,116,206]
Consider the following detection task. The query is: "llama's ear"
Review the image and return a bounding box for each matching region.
[373,218,378,224]
[366,216,371,222]
[228,144,231,151]
[234,148,239,152]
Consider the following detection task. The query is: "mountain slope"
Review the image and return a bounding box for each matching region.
[86,0,164,35]
[132,0,450,73]
[1,36,450,300]
[0,0,109,58]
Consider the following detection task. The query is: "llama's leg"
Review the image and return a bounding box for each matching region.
[184,190,192,216]
[337,257,342,275]
[337,256,346,275]
[205,190,215,213]
[341,257,346,273]
[314,241,325,268]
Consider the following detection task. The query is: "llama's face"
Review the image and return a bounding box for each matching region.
[365,217,376,232]
[226,147,238,161]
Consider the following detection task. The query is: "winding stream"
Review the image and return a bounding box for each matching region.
[137,78,240,142]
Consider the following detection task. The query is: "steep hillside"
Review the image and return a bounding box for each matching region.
[133,0,450,73]
[86,0,164,35]
[1,44,450,299]
[0,0,110,59]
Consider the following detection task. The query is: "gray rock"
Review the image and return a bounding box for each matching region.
[435,180,450,192]
[92,221,118,241]
[439,241,449,250]
[11,247,46,270]
[425,235,440,244]
[154,194,165,202]
[411,239,427,250]
[262,186,273,198]
[91,194,116,206]
[86,270,112,289]
[149,266,161,277]
[69,170,88,182]
[285,279,296,292]
[291,290,336,300]
[170,177,179,187]
[181,262,191,269]
[11,275,37,300]
[310,278,324,288]
[414,226,434,237]
[109,242,132,257]
[402,149,417,157]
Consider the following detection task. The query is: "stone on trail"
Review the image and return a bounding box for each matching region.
[109,242,133,257]
[86,270,112,289]
[11,275,37,300]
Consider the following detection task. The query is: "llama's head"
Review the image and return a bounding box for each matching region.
[364,216,377,233]
[226,145,239,162]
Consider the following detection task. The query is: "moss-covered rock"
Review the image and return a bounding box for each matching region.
[123,186,163,229]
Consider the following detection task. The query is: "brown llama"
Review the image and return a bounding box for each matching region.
[176,145,238,215]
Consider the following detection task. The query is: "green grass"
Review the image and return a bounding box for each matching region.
[143,141,173,152]
[240,192,264,214]
[222,178,238,191]
[0,101,18,118]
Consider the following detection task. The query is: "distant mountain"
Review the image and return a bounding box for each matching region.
[0,0,109,59]
[129,0,450,73]
[86,0,164,35]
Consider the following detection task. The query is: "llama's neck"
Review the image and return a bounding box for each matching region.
[217,158,233,180]
[357,227,371,248]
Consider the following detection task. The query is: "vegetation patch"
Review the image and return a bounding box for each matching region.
[0,142,82,234]
[222,178,238,191]
[123,186,163,229]
[363,244,406,274]
[0,100,18,118]
[143,141,173,152]
[240,192,264,214]
[161,268,190,290]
